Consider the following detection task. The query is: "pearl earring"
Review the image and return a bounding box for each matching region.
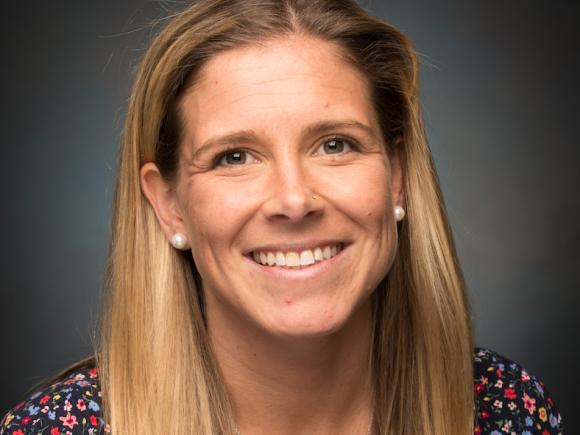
[170,232,188,250]
[394,205,405,222]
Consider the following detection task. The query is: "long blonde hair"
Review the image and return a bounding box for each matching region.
[98,0,474,433]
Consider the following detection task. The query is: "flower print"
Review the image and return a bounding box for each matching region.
[1,367,105,435]
[538,407,547,422]
[3,413,14,425]
[59,412,78,429]
[88,368,98,378]
[504,388,517,400]
[87,400,100,411]
[472,348,565,433]
[534,380,544,396]
[27,404,40,416]
[501,420,513,432]
[522,393,536,415]
[76,398,87,411]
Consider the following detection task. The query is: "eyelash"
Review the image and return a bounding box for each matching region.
[211,136,360,168]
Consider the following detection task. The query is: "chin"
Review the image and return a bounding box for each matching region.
[260,301,360,340]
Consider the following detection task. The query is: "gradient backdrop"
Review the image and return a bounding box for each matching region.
[2,0,579,430]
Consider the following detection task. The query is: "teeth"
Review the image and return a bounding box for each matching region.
[285,252,300,267]
[251,244,343,268]
[275,252,286,266]
[300,250,315,266]
[314,247,323,261]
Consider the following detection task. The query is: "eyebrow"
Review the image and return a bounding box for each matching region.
[191,119,378,160]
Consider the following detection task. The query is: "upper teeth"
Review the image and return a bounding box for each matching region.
[252,244,342,268]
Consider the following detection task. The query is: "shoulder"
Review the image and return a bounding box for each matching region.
[473,347,564,435]
[1,365,109,435]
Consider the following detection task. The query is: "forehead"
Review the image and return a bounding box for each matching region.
[179,36,379,146]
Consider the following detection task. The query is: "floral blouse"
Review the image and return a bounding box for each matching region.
[1,348,564,434]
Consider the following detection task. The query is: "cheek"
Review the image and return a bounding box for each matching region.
[325,161,393,228]
[181,179,259,262]
[327,161,397,278]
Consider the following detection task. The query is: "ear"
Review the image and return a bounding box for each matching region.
[389,139,405,208]
[140,162,190,248]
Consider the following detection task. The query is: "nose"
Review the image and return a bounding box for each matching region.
[261,155,323,222]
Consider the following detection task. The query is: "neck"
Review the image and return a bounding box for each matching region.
[208,299,374,435]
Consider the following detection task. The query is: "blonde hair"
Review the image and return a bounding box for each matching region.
[98,0,474,433]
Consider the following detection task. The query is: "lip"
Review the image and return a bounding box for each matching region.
[243,243,350,281]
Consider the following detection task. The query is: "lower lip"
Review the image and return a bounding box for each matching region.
[244,245,349,281]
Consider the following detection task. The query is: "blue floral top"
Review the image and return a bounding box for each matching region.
[1,348,564,434]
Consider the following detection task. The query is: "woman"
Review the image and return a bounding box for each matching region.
[1,0,564,434]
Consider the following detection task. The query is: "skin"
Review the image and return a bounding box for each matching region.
[141,35,404,435]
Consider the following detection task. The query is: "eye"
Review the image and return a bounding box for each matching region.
[317,137,357,155]
[214,149,257,167]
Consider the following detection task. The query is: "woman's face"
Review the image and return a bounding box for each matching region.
[143,36,404,338]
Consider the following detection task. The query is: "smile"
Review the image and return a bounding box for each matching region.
[251,243,344,268]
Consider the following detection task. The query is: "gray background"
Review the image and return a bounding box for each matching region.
[2,0,578,430]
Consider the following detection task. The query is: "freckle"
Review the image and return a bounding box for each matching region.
[367,212,372,217]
